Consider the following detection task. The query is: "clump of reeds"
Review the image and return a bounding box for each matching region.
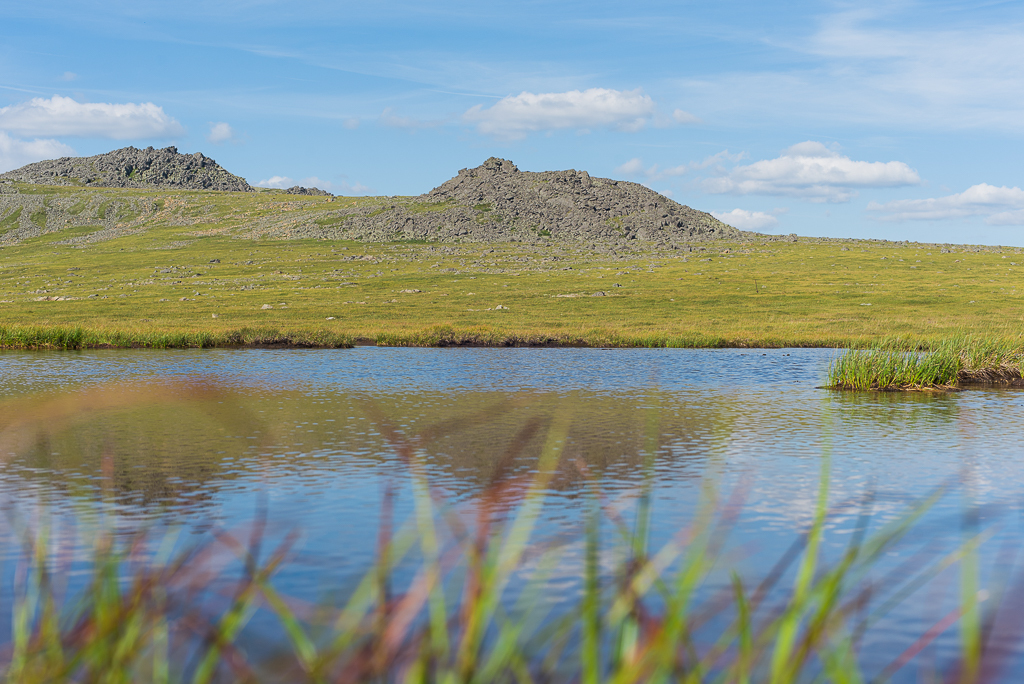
[828,335,1024,390]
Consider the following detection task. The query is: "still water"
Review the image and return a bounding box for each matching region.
[1,347,1023,679]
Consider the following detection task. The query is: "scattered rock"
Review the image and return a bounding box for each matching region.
[325,316,336,320]
[591,291,607,297]
[398,288,422,293]
[494,304,508,309]
[261,304,273,309]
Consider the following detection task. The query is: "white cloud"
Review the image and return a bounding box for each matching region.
[691,150,747,171]
[711,208,780,231]
[206,122,235,143]
[256,175,371,195]
[0,132,75,174]
[0,95,184,139]
[703,141,919,203]
[672,109,700,124]
[867,183,1024,224]
[59,72,77,82]
[343,117,360,130]
[615,157,687,182]
[987,210,1024,226]
[463,88,656,139]
[257,175,293,189]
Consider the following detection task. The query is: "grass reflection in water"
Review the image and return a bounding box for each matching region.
[0,389,1018,683]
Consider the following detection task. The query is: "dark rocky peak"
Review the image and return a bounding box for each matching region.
[479,157,519,174]
[0,146,252,192]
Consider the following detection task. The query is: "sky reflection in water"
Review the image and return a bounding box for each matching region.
[0,347,1022,679]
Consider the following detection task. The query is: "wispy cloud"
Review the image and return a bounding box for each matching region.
[867,184,1024,224]
[710,208,781,231]
[464,88,656,140]
[0,132,75,173]
[672,109,700,124]
[0,95,184,139]
[615,157,687,182]
[677,10,1024,132]
[378,108,446,130]
[703,141,919,203]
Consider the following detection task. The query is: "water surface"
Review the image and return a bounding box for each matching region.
[1,347,1022,679]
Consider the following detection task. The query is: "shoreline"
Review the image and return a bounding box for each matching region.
[0,323,869,351]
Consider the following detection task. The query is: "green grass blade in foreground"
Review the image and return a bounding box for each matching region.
[454,413,571,680]
[770,452,830,683]
[582,495,601,684]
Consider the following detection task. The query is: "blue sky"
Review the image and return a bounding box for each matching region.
[2,0,1024,244]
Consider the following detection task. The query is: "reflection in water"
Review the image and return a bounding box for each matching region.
[0,347,1023,679]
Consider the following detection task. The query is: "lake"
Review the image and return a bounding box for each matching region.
[1,347,1022,681]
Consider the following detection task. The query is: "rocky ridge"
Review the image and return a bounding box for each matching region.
[0,146,252,192]
[1,155,751,248]
[277,158,745,245]
[284,186,333,197]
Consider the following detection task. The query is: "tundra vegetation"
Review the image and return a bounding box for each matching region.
[0,182,1021,356]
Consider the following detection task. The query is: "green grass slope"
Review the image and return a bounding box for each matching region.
[0,183,1021,349]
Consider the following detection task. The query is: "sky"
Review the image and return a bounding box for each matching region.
[2,0,1024,245]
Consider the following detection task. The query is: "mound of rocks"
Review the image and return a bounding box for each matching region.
[284,185,332,196]
[0,146,252,192]
[302,157,744,244]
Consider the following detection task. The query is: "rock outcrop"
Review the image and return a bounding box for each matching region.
[0,146,252,192]
[297,157,743,244]
[284,185,332,196]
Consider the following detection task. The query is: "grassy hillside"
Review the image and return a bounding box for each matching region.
[0,183,1021,349]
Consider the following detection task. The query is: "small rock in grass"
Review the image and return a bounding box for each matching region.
[494,304,508,310]
[591,291,606,297]
[261,304,273,309]
[211,313,218,318]
[398,289,421,293]
[326,316,336,320]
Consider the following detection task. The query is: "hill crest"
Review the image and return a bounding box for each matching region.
[0,146,252,192]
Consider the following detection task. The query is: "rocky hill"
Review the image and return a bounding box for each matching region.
[0,155,748,247]
[0,146,252,192]
[297,157,743,244]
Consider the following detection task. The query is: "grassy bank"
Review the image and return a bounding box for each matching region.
[0,184,1022,349]
[827,336,1024,390]
[0,324,355,350]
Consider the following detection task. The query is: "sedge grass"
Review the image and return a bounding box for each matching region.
[827,335,1024,391]
[0,324,354,350]
[1,436,1017,682]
